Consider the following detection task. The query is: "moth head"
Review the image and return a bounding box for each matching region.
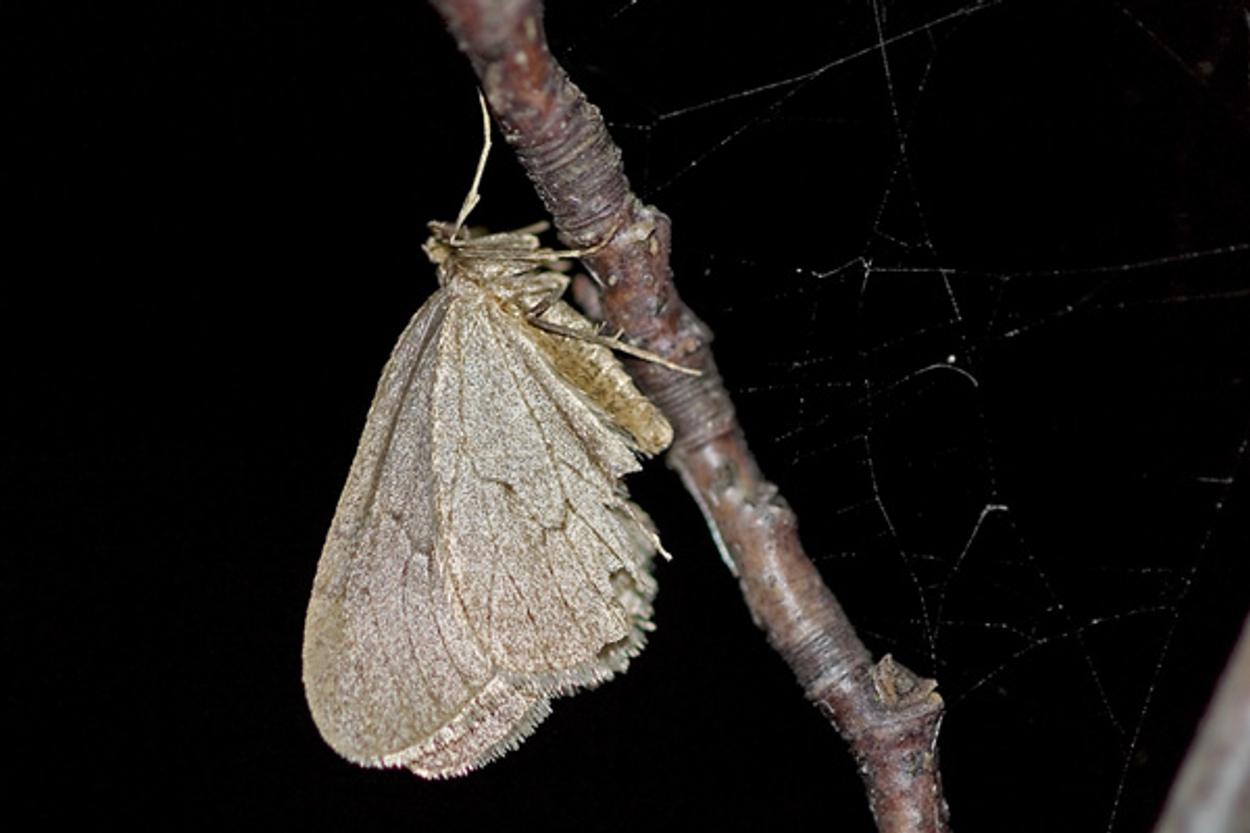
[423,221,458,267]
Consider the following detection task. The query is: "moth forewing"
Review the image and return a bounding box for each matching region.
[302,289,479,766]
[431,260,655,668]
[302,220,669,779]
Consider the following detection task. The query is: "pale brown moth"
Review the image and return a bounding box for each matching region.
[302,98,681,778]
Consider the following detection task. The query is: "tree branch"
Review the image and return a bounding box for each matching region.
[427,1,950,829]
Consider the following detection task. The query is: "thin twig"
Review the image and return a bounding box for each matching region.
[427,1,951,829]
[1152,610,1250,833]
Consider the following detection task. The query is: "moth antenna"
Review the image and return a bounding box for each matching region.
[451,91,493,242]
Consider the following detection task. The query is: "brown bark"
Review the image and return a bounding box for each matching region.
[428,1,951,829]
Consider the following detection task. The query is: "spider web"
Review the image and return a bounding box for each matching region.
[542,1,1250,830]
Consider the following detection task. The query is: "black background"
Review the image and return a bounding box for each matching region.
[9,2,1249,831]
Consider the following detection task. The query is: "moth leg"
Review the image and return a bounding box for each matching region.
[526,293,557,321]
[525,300,700,377]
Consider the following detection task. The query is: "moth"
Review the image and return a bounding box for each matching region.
[302,99,680,778]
